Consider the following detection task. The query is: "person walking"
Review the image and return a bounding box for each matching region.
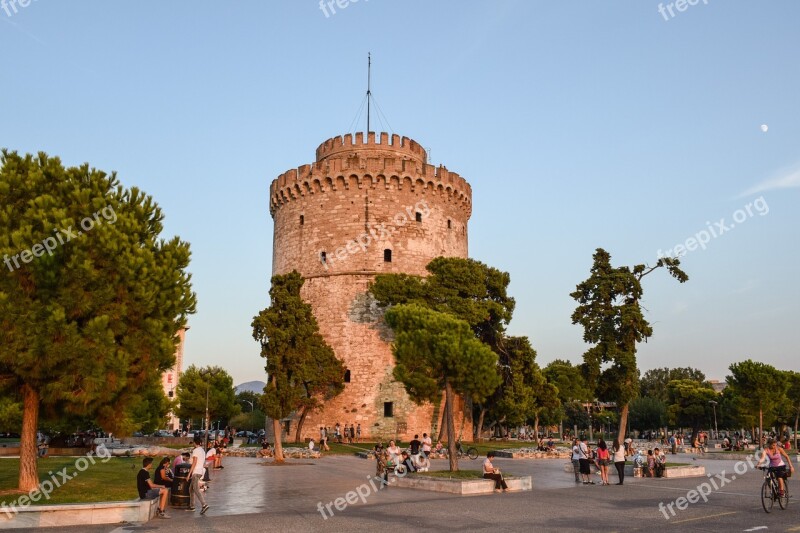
[188,437,210,515]
[612,439,626,485]
[356,423,361,443]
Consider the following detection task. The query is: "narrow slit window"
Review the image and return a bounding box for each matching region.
[300,215,304,225]
[384,249,392,262]
[447,219,452,229]
[344,369,351,383]
[320,251,327,264]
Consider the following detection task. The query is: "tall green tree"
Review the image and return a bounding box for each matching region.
[371,257,515,440]
[783,371,800,450]
[640,367,706,402]
[543,359,592,404]
[666,379,717,443]
[0,151,195,491]
[629,396,667,433]
[486,336,559,440]
[571,248,688,446]
[175,365,240,430]
[726,360,788,445]
[384,304,501,471]
[251,271,345,462]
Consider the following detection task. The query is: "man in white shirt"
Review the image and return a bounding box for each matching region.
[188,438,209,515]
[422,433,432,457]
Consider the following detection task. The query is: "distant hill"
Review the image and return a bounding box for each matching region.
[235,381,266,395]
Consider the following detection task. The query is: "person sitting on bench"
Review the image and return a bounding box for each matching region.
[137,457,171,519]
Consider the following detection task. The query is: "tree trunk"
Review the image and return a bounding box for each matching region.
[19,384,39,492]
[793,410,798,451]
[476,407,487,442]
[438,394,448,444]
[616,402,629,447]
[759,401,764,449]
[294,406,309,443]
[533,412,540,443]
[272,419,285,463]
[445,380,458,472]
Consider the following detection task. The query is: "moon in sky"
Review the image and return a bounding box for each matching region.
[761,124,769,132]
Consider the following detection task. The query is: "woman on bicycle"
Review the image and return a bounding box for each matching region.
[758,438,794,496]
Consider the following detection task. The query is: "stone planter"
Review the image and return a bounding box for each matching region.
[393,474,532,494]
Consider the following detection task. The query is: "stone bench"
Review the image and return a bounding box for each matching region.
[0,499,157,529]
[393,474,532,494]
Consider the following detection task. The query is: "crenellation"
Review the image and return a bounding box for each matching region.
[270,133,473,441]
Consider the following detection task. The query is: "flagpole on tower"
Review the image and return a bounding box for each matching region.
[366,52,371,133]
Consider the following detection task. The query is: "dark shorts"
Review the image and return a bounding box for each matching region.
[143,488,160,500]
[770,466,788,479]
[579,458,591,475]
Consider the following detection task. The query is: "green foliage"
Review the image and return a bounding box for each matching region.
[0,395,22,432]
[640,367,706,402]
[570,248,687,441]
[490,336,558,426]
[665,379,716,434]
[175,365,240,424]
[123,377,172,435]
[629,396,667,431]
[384,304,501,405]
[251,271,345,421]
[543,359,592,403]
[727,360,788,432]
[0,150,196,430]
[563,401,590,430]
[371,257,515,349]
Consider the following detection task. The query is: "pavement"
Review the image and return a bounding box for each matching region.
[9,452,800,532]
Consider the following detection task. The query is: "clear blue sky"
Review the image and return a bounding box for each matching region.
[2,1,798,385]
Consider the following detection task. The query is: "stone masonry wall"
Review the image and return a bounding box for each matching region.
[270,132,473,442]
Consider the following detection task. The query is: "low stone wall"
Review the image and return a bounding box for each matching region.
[0,499,157,529]
[120,437,193,446]
[393,474,532,494]
[0,448,88,457]
[494,447,571,459]
[561,461,705,478]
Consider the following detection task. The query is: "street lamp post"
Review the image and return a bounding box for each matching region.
[709,400,719,441]
[199,368,220,449]
[241,400,254,433]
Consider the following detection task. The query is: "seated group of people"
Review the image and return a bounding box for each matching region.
[632,448,667,477]
[136,457,174,519]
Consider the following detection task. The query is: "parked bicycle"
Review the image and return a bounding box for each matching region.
[759,466,789,513]
[443,440,479,460]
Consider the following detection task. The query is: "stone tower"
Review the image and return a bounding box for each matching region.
[269,132,472,441]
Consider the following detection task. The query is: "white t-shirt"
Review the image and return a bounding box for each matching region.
[612,446,626,462]
[571,445,581,461]
[206,447,217,459]
[422,437,432,452]
[579,442,589,458]
[483,458,494,474]
[191,446,206,478]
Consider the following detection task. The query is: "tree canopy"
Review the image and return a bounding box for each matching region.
[640,367,706,402]
[0,150,195,491]
[570,248,687,444]
[726,359,788,441]
[251,271,344,462]
[175,365,240,427]
[666,379,717,442]
[384,303,501,470]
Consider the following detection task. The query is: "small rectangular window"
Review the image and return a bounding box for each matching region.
[320,251,327,264]
[300,215,304,225]
[384,402,394,417]
[447,219,452,229]
[384,249,392,262]
[344,369,351,383]
[415,212,422,223]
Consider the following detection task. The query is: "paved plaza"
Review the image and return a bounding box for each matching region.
[12,453,800,532]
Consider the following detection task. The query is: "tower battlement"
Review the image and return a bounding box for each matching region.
[315,132,427,164]
[271,132,472,217]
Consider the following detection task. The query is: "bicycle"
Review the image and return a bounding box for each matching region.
[443,441,479,460]
[759,466,789,513]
